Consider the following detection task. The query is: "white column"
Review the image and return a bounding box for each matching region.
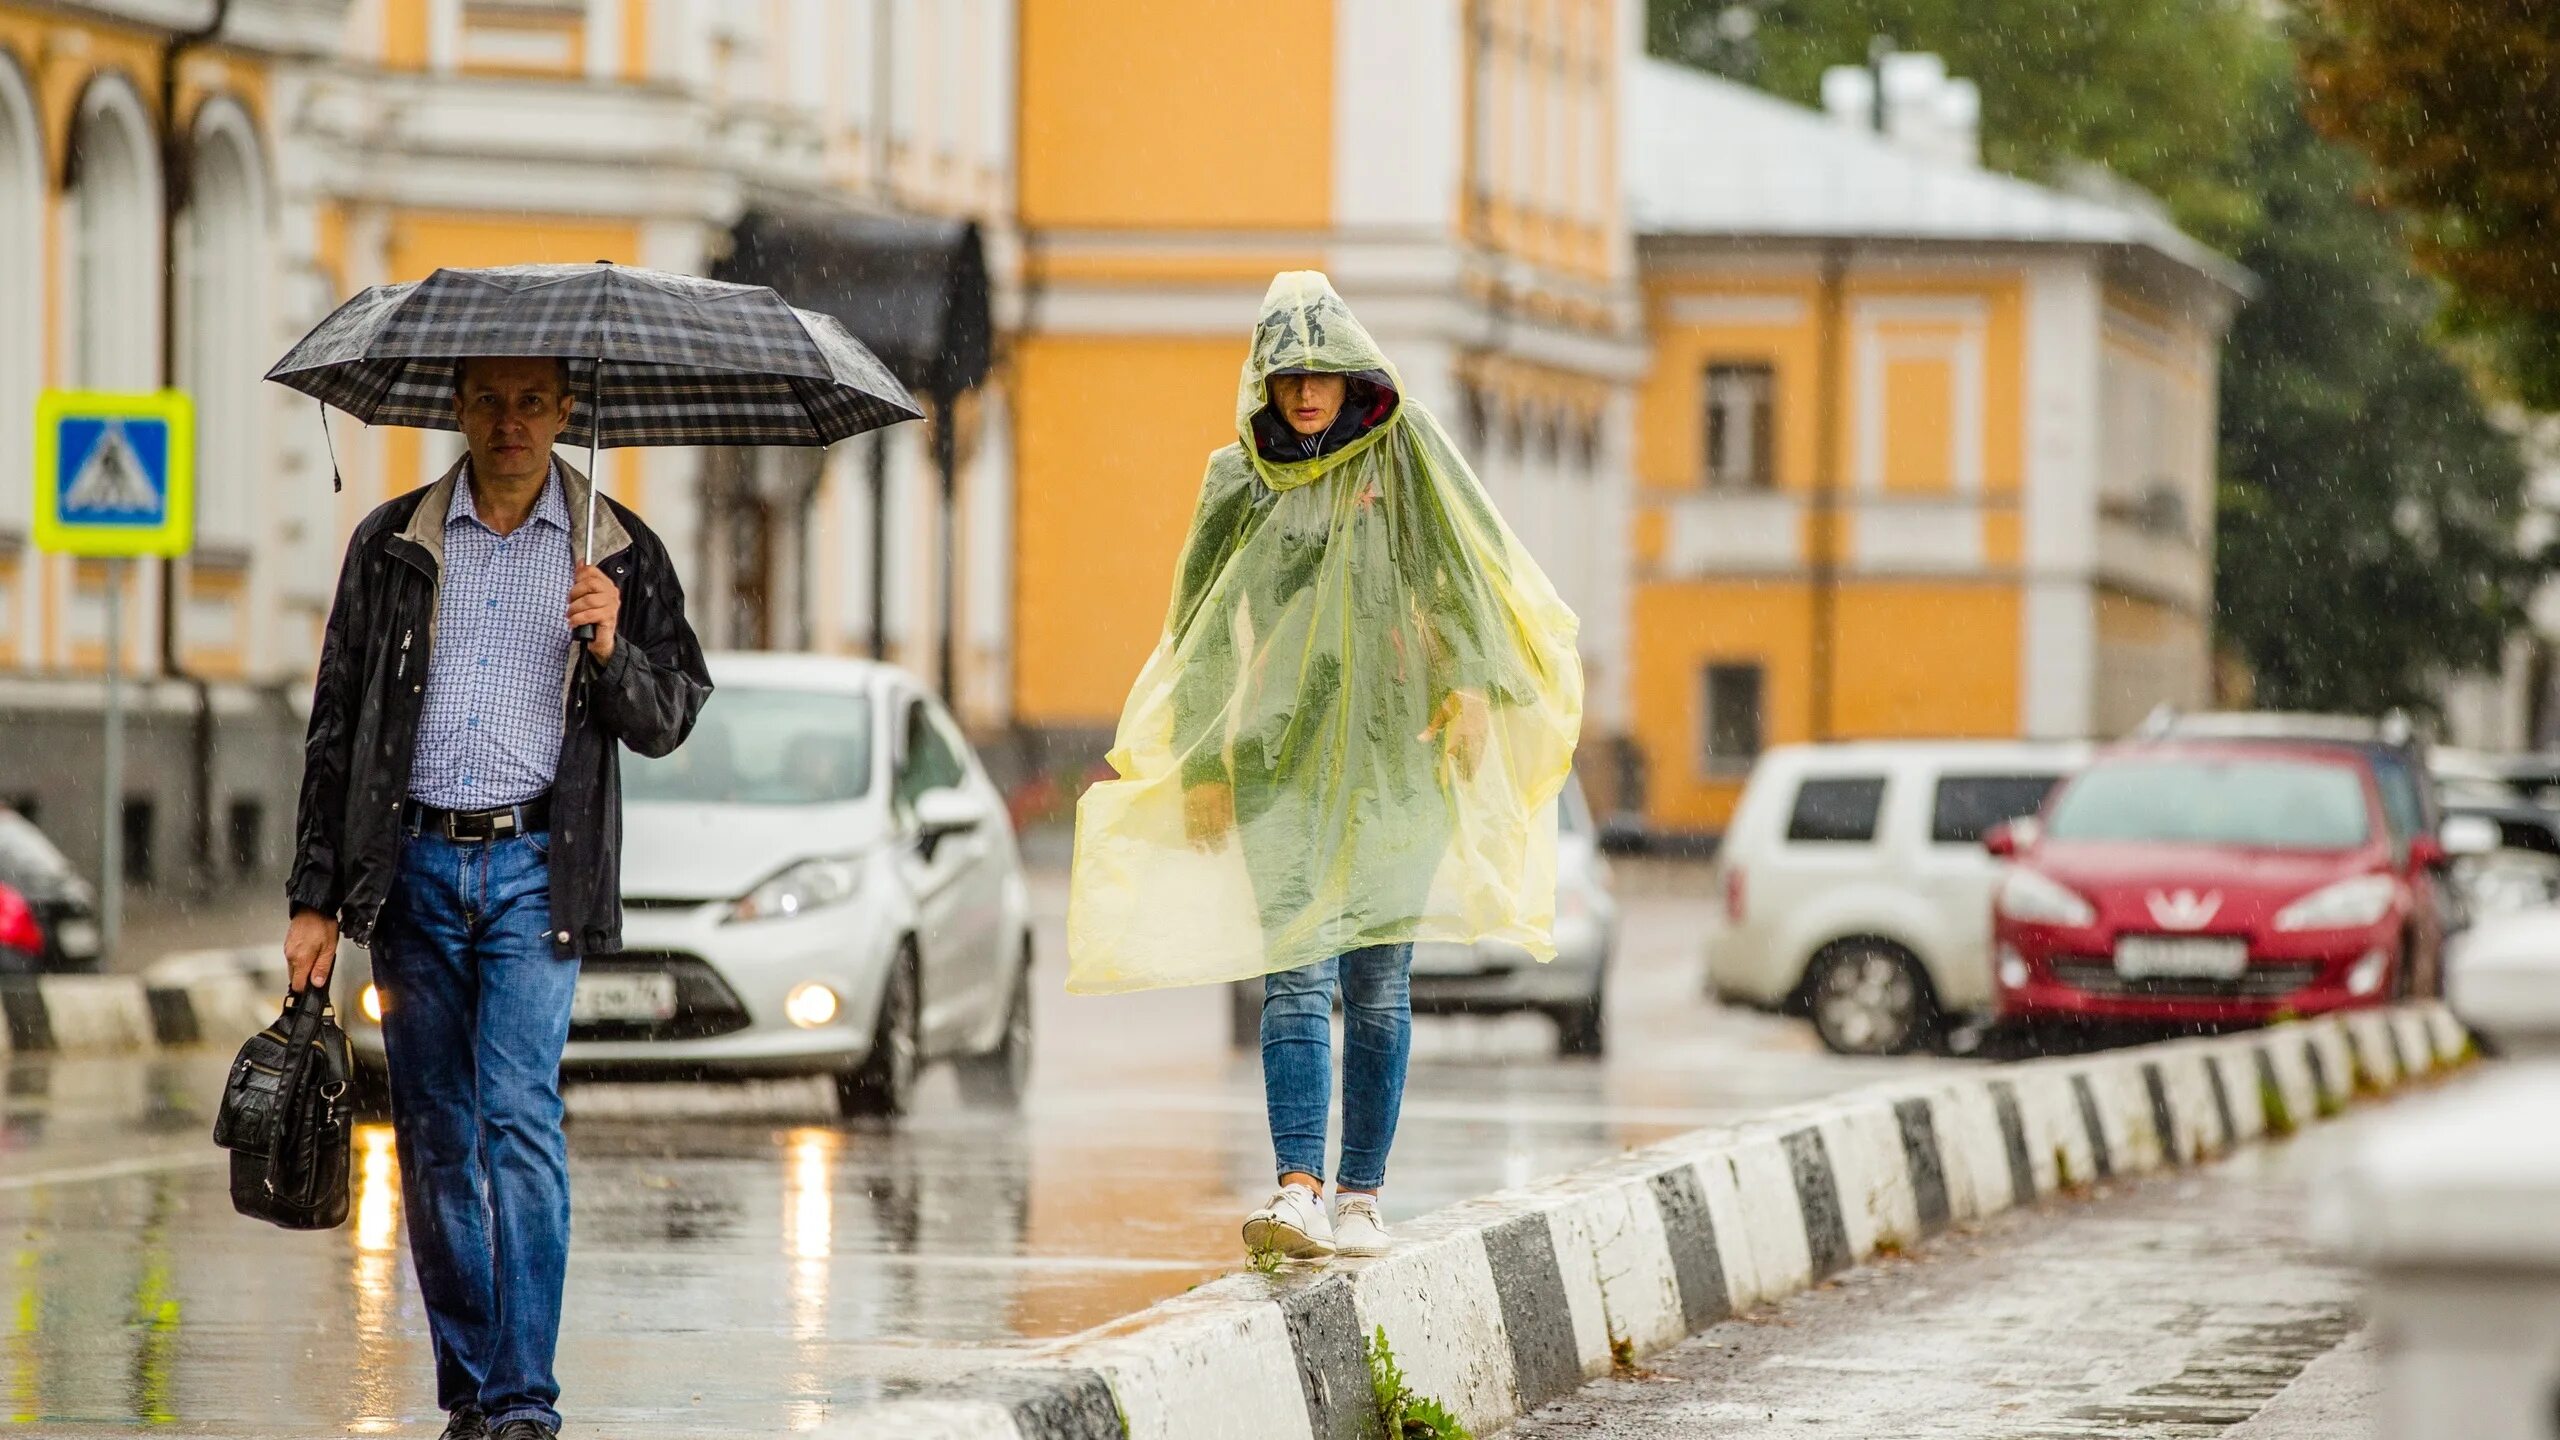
[586,0,622,81]
[427,0,462,75]
[2020,259,2100,739]
[966,386,1014,724]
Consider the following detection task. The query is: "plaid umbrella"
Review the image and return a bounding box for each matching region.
[271,261,922,640]
[267,262,922,449]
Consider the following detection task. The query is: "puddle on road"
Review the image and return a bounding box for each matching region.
[0,1044,1704,1432]
[2030,1305,2361,1437]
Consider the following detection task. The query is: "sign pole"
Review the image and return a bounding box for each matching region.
[31,388,192,965]
[101,559,124,962]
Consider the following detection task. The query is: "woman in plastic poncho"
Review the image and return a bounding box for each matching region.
[1067,272,1582,1259]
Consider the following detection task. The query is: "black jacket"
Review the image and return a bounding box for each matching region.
[287,457,711,956]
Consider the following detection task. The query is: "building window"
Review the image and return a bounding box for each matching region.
[1699,662,1764,777]
[69,85,159,392]
[227,798,263,875]
[0,67,38,542]
[1704,362,1774,490]
[121,796,155,886]
[182,113,266,551]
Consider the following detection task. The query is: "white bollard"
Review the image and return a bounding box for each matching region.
[2327,918,2560,1440]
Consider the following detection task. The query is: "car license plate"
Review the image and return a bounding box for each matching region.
[55,920,99,958]
[572,972,678,1024]
[2114,935,2247,981]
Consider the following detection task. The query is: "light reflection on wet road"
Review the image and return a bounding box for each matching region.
[2,865,1951,1436]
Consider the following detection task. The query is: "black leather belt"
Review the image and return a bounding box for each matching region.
[406,795,551,842]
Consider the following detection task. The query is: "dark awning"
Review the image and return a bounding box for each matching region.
[716,208,992,400]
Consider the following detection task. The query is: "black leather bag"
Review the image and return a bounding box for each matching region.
[213,982,355,1230]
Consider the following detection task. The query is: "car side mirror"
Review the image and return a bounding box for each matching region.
[1983,821,2018,859]
[914,786,989,839]
[2408,834,2448,871]
[2440,814,2501,860]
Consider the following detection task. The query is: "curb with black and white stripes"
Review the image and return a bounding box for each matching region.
[846,1003,2470,1440]
[0,947,283,1056]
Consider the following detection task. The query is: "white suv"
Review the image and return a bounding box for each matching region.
[1708,740,2088,1054]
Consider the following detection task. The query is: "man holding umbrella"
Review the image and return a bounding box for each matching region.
[283,352,708,1440]
[269,262,918,1440]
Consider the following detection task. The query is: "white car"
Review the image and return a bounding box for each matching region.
[1228,775,1619,1056]
[1709,740,2088,1055]
[341,654,1035,1120]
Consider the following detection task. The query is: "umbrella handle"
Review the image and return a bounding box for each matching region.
[575,356,601,645]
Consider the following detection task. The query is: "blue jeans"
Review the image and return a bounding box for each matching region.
[374,828,580,1432]
[1261,944,1413,1192]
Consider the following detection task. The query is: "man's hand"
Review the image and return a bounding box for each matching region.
[286,908,341,994]
[1184,781,1235,851]
[569,563,622,663]
[1423,689,1492,779]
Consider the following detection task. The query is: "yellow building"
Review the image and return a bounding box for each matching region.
[1623,58,2245,834]
[1007,0,1647,801]
[301,0,1019,717]
[0,0,1022,884]
[0,0,338,883]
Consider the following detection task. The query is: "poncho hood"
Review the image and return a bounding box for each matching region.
[1239,272,1402,491]
[1066,270,1585,994]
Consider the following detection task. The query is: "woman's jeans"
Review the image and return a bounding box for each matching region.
[1261,944,1413,1192]
[373,828,581,1432]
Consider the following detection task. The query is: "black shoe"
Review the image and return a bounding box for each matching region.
[489,1421,558,1440]
[437,1410,488,1440]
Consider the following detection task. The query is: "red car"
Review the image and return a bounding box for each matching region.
[1988,740,2452,1025]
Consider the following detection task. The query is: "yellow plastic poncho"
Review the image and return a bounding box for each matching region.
[1066,272,1583,994]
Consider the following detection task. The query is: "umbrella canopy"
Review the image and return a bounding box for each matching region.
[266,262,922,447]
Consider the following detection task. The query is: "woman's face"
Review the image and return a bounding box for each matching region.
[1269,372,1348,436]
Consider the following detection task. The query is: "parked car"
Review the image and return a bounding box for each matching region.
[2437,793,2560,920]
[2151,708,2463,930]
[0,807,102,974]
[1988,738,2490,1027]
[340,654,1036,1120]
[1708,740,2089,1055]
[1226,774,1619,1057]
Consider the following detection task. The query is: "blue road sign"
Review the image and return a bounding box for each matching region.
[32,390,194,558]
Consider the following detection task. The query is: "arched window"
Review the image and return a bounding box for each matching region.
[65,77,162,392]
[181,103,267,549]
[0,58,41,549]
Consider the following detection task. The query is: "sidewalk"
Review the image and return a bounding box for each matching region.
[1511,1109,2399,1439]
[109,882,277,974]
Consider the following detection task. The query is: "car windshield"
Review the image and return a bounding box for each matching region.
[2044,757,2372,851]
[623,687,873,806]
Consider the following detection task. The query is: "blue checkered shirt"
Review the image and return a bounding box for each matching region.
[408,462,576,810]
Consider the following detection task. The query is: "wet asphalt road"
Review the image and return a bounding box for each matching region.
[3,862,1955,1437]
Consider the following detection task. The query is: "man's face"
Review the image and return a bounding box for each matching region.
[453,357,574,486]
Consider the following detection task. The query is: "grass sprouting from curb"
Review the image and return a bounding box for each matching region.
[2259,1076,2296,1136]
[1369,1326,1474,1439]
[1246,1242,1285,1276]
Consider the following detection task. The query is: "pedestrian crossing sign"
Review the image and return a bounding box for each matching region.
[32,390,194,557]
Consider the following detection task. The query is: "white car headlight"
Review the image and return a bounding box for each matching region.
[1997,869,2096,927]
[2274,874,2398,932]
[730,855,866,924]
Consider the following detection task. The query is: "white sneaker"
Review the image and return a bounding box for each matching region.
[1332,1194,1391,1257]
[1243,1184,1335,1259]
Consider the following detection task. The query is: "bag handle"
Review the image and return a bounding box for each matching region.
[264,978,334,1201]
